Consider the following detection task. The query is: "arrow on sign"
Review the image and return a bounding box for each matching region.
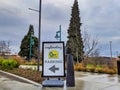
[49,65,59,73]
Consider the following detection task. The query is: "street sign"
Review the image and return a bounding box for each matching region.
[49,65,59,73]
[42,42,65,77]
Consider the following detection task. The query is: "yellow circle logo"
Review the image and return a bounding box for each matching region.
[48,50,59,59]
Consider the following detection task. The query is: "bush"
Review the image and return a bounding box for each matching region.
[95,65,103,73]
[1,60,19,70]
[95,68,104,73]
[104,68,116,74]
[74,63,117,74]
[74,63,86,71]
[25,59,37,65]
[96,65,102,68]
[86,64,95,72]
[0,59,3,69]
[24,59,42,65]
[114,68,118,73]
[0,59,3,65]
[9,56,26,65]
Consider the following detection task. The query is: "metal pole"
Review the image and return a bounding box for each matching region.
[29,35,32,61]
[110,41,112,61]
[37,0,42,71]
[59,25,61,41]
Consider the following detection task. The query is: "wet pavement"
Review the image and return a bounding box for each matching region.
[41,72,120,90]
[0,72,120,90]
[0,73,41,90]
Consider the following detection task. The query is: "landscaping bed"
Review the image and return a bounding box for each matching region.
[0,68,43,84]
[0,57,43,84]
[8,68,43,83]
[74,63,117,74]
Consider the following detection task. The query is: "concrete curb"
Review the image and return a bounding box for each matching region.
[0,70,42,87]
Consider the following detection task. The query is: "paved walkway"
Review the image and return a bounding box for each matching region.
[74,72,120,90]
[44,72,120,90]
[0,73,41,90]
[0,71,120,90]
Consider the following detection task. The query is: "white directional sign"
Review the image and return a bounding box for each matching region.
[42,42,65,77]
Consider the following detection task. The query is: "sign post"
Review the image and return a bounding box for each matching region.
[42,42,65,87]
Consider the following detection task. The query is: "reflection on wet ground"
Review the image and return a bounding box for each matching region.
[75,72,87,77]
[42,80,85,90]
[42,72,120,90]
[88,74,120,84]
[75,72,120,90]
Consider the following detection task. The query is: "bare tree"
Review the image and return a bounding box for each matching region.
[90,48,100,57]
[0,40,11,55]
[83,30,100,60]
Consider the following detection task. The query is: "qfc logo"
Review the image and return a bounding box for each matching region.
[48,50,59,59]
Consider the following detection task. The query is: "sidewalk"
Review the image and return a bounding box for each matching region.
[0,74,41,90]
[0,71,120,90]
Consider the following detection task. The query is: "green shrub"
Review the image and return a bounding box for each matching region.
[1,60,19,70]
[0,59,3,65]
[24,59,42,65]
[74,63,86,71]
[95,68,104,73]
[86,64,95,72]
[96,65,102,68]
[0,59,4,69]
[86,64,94,68]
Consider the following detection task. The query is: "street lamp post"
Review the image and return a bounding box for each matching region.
[29,0,42,71]
[37,0,42,71]
[55,25,61,41]
[29,34,34,61]
[29,35,32,61]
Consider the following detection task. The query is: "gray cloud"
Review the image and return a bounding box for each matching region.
[80,0,120,56]
[0,0,120,56]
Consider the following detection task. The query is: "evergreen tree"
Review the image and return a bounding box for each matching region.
[66,0,84,62]
[19,24,38,60]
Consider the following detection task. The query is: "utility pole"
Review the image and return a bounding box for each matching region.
[110,41,112,61]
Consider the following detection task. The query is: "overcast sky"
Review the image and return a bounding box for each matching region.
[0,0,120,57]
